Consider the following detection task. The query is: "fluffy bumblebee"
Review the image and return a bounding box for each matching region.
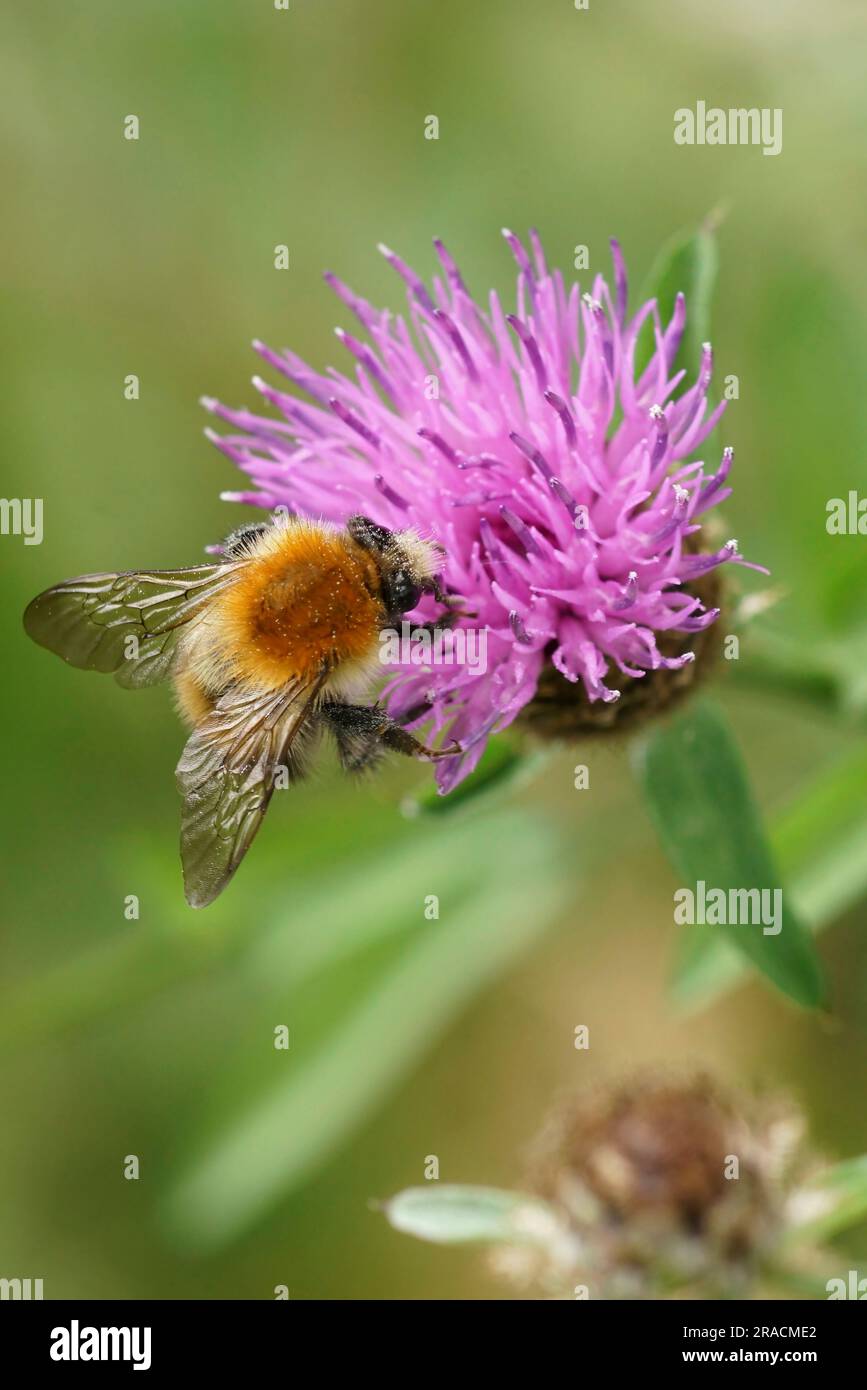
[24,515,461,908]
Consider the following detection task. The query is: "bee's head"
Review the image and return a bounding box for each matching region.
[346,514,446,617]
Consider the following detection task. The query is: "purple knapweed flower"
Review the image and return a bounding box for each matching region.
[203,232,766,792]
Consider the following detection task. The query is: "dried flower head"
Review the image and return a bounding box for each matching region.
[204,233,766,790]
[510,1072,810,1299]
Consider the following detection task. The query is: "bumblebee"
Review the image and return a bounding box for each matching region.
[24,515,460,907]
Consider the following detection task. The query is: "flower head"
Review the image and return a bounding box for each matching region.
[204,232,765,790]
[513,1072,810,1299]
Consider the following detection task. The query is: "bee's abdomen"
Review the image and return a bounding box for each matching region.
[215,524,385,689]
[173,667,217,727]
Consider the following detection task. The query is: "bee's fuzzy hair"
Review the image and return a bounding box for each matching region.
[392,529,443,584]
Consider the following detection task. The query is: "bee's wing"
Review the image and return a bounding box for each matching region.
[23,564,242,688]
[175,674,327,908]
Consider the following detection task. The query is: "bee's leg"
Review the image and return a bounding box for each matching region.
[405,613,459,638]
[421,576,453,606]
[320,701,460,769]
[420,576,477,619]
[319,702,388,774]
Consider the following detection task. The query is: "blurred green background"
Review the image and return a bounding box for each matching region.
[2,0,867,1298]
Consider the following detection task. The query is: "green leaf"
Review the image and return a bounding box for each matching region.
[837,625,867,719]
[402,736,553,818]
[785,1157,867,1246]
[731,627,844,717]
[245,812,515,987]
[730,620,867,728]
[672,740,867,1010]
[632,698,825,1009]
[382,1185,558,1246]
[635,214,720,382]
[161,810,570,1250]
[774,740,867,924]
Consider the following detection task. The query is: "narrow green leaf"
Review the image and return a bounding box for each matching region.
[382,1185,558,1246]
[161,811,570,1249]
[837,625,867,718]
[673,741,867,1010]
[774,741,867,924]
[633,699,824,1008]
[731,626,848,719]
[785,1157,867,1246]
[0,802,547,1056]
[246,813,517,987]
[635,215,720,381]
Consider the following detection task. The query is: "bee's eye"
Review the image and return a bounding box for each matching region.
[387,569,422,615]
